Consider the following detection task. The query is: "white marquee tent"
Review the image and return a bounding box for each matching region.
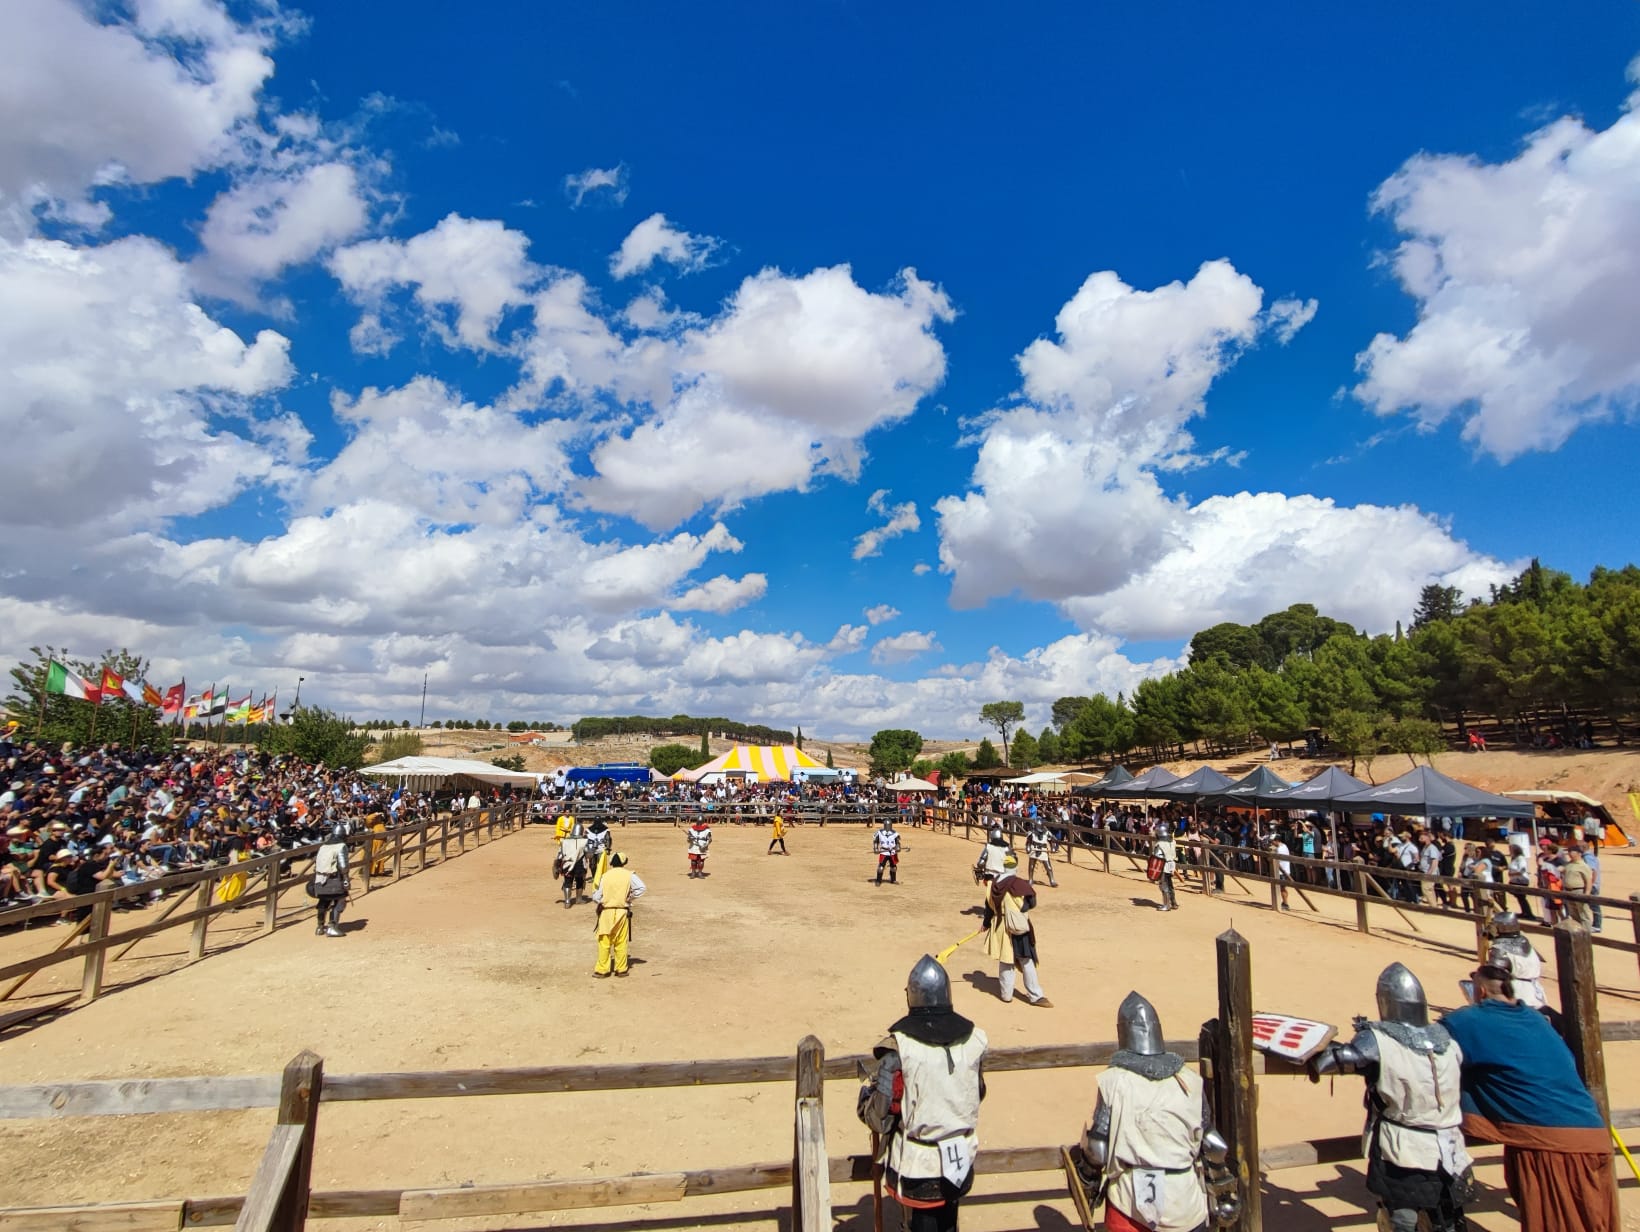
[362,756,541,791]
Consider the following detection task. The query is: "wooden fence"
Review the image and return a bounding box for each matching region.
[0,924,1630,1231]
[926,808,1640,986]
[534,799,908,827]
[0,803,524,1022]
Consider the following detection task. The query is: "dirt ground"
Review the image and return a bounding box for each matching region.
[4,816,1640,1230]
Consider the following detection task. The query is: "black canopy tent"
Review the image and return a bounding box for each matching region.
[1070,765,1135,797]
[1202,764,1297,809]
[1331,765,1536,819]
[1150,765,1236,802]
[1264,765,1371,812]
[1101,765,1182,798]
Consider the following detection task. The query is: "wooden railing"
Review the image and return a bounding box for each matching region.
[923,809,1640,982]
[0,803,525,1017]
[0,925,1629,1231]
[536,799,906,827]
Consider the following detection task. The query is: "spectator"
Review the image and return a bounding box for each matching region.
[1441,963,1617,1232]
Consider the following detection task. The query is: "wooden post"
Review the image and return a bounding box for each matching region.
[263,865,279,935]
[458,815,468,853]
[440,819,449,864]
[1268,854,1280,911]
[1475,905,1492,964]
[358,839,372,895]
[393,830,404,880]
[1102,833,1111,875]
[1202,847,1215,897]
[791,1034,829,1232]
[79,897,112,1002]
[1629,895,1640,985]
[1356,893,1370,936]
[189,877,215,961]
[1215,929,1261,1232]
[235,1049,324,1232]
[1553,921,1611,1124]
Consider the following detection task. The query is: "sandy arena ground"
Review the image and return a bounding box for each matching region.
[4,816,1640,1230]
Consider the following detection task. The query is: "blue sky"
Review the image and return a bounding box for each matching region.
[3,1,1639,739]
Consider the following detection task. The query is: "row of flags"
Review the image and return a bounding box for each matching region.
[42,660,279,726]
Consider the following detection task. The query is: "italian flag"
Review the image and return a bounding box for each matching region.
[45,660,101,703]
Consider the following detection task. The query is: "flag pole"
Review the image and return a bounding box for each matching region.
[88,665,99,745]
[35,660,49,737]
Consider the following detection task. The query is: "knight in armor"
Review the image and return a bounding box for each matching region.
[973,824,1010,886]
[686,819,713,877]
[1483,912,1550,1014]
[557,819,589,908]
[1025,819,1059,888]
[1070,991,1240,1231]
[1306,962,1474,1232]
[857,955,988,1231]
[874,818,902,885]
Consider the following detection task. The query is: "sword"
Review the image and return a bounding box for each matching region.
[1060,1146,1098,1232]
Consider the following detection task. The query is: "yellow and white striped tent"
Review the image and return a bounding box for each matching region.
[676,744,831,783]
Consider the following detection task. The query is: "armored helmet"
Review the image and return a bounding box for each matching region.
[1375,962,1429,1027]
[988,825,1004,844]
[1488,912,1522,938]
[330,823,347,841]
[906,954,952,1011]
[1117,990,1165,1056]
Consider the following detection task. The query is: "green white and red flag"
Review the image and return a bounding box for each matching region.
[45,660,101,703]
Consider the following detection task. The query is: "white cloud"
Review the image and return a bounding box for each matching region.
[827,624,869,653]
[670,573,768,614]
[329,213,538,352]
[0,0,277,232]
[610,212,720,279]
[1267,296,1318,344]
[194,161,372,302]
[1060,491,1519,639]
[934,259,1507,640]
[870,630,941,665]
[864,604,900,625]
[1355,63,1640,459]
[912,563,932,576]
[581,266,954,528]
[853,489,920,559]
[564,163,629,207]
[0,233,294,533]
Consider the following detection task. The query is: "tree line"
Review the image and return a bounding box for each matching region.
[571,714,795,745]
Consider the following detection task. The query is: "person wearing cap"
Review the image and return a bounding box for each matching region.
[1557,845,1594,929]
[857,955,988,1232]
[982,853,1051,1007]
[1441,963,1617,1231]
[591,851,645,977]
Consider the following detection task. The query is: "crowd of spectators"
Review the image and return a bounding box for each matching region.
[943,784,1606,928]
[0,734,420,922]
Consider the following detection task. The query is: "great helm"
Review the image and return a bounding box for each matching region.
[906,954,952,1011]
[1117,990,1165,1057]
[1375,962,1429,1027]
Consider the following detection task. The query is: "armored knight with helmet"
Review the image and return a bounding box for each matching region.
[1069,991,1240,1231]
[1305,963,1474,1232]
[858,955,989,1231]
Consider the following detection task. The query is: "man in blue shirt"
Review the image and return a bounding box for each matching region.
[1440,963,1616,1231]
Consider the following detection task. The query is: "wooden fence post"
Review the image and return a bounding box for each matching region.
[440,818,449,864]
[393,830,404,880]
[79,897,112,1002]
[235,1050,324,1232]
[263,865,280,935]
[1216,929,1261,1232]
[1356,892,1370,936]
[1553,921,1611,1124]
[357,839,372,895]
[189,877,216,962]
[1628,895,1640,985]
[791,1035,829,1232]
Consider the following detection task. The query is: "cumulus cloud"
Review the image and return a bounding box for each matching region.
[0,233,294,533]
[934,259,1508,639]
[871,630,941,665]
[853,489,921,559]
[1268,296,1318,345]
[329,213,538,352]
[1355,63,1640,459]
[194,161,372,303]
[827,625,869,654]
[610,212,720,279]
[670,573,768,613]
[564,163,629,207]
[0,0,277,232]
[864,604,900,625]
[581,265,954,528]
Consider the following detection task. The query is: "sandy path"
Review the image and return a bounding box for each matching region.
[2,818,1637,1229]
